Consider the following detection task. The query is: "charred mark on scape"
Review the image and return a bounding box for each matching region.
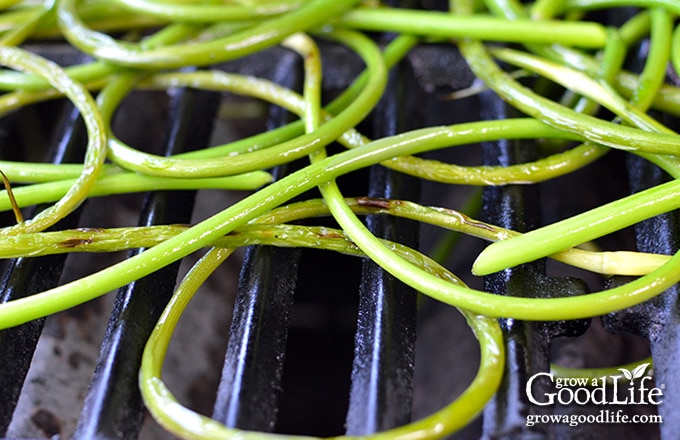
[59,228,108,248]
[357,196,392,209]
[460,212,498,232]
[59,237,94,248]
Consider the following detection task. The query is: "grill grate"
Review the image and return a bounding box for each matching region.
[0,3,674,440]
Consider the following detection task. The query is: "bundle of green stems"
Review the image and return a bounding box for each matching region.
[0,0,677,437]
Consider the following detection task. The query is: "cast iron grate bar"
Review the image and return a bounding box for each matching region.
[599,15,677,439]
[0,101,88,436]
[212,47,303,432]
[213,37,421,436]
[601,154,680,440]
[480,93,591,439]
[345,62,421,435]
[72,86,220,440]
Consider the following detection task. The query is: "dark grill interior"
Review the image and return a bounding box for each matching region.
[0,2,676,440]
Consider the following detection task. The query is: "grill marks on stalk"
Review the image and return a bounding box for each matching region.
[59,237,93,248]
[357,196,393,209]
[56,228,107,249]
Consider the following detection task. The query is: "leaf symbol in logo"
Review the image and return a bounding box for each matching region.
[618,368,633,381]
[632,363,650,379]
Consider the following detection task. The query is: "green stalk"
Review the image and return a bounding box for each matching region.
[628,8,672,110]
[300,32,500,438]
[458,40,680,155]
[0,197,666,276]
[0,46,107,235]
[0,162,122,183]
[57,0,362,69]
[672,23,680,83]
[100,28,387,178]
[338,8,607,47]
[0,0,22,9]
[0,61,117,92]
[489,47,670,134]
[0,118,595,329]
[0,171,272,212]
[472,179,680,275]
[140,243,504,440]
[0,0,54,46]
[109,0,303,22]
[566,0,680,15]
[144,68,593,185]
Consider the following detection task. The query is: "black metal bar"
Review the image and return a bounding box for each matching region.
[344,170,419,435]
[72,86,220,440]
[212,47,302,432]
[598,22,666,439]
[479,93,590,439]
[601,154,676,440]
[630,160,680,440]
[211,243,300,431]
[479,97,551,438]
[345,57,420,434]
[0,102,88,436]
